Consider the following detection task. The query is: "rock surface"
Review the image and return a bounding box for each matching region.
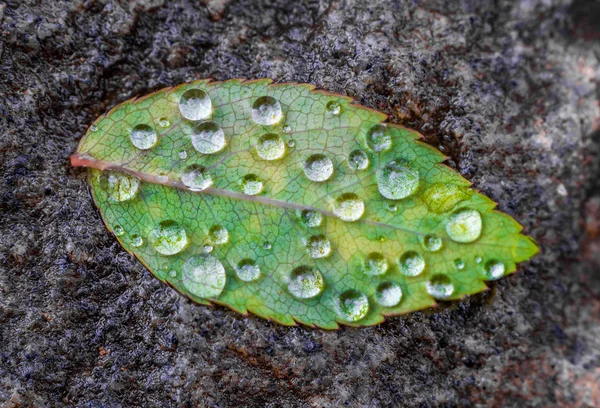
[1,0,599,406]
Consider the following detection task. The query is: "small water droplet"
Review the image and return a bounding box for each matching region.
[159,117,171,128]
[482,260,505,280]
[251,96,283,125]
[288,266,324,299]
[235,259,261,282]
[182,254,226,298]
[149,220,188,256]
[130,124,157,150]
[300,209,323,227]
[306,235,331,259]
[367,124,392,152]
[208,225,229,245]
[263,241,272,250]
[426,275,454,299]
[191,121,225,154]
[454,259,465,269]
[178,150,188,159]
[348,149,369,171]
[287,139,295,147]
[130,234,143,247]
[422,235,443,252]
[364,252,388,276]
[386,203,398,212]
[181,165,212,191]
[113,225,125,236]
[282,124,292,133]
[202,244,214,253]
[399,251,425,276]
[256,133,285,160]
[326,101,341,115]
[157,174,168,183]
[169,270,177,278]
[179,89,212,121]
[377,160,419,200]
[336,290,369,322]
[333,193,364,222]
[303,154,334,182]
[241,174,263,195]
[90,124,98,132]
[475,256,482,264]
[99,171,140,202]
[375,282,403,307]
[446,208,482,243]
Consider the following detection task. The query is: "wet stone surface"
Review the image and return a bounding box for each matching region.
[1,0,599,407]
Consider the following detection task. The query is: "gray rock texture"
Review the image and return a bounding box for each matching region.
[1,0,599,406]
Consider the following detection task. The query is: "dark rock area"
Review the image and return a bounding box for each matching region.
[1,0,599,406]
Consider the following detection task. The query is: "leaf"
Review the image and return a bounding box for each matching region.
[71,79,539,329]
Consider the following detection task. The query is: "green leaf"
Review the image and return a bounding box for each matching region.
[71,79,539,329]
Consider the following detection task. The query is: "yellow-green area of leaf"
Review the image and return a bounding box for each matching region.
[70,79,539,329]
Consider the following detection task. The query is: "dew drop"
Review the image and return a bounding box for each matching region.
[208,225,229,245]
[149,220,188,256]
[99,171,140,202]
[178,150,187,159]
[288,266,324,299]
[300,209,322,228]
[364,252,388,276]
[282,124,292,133]
[202,244,214,253]
[169,270,177,278]
[482,260,505,280]
[454,259,465,270]
[287,139,295,147]
[157,174,168,183]
[130,124,157,150]
[399,251,425,277]
[251,96,283,125]
[256,133,285,160]
[181,165,212,191]
[90,124,98,132]
[113,225,125,236]
[375,282,403,307]
[182,254,226,298]
[130,234,143,248]
[336,290,369,322]
[241,174,263,195]
[367,124,392,152]
[386,203,398,212]
[303,154,334,182]
[179,89,212,121]
[263,241,272,250]
[475,256,482,264]
[159,117,171,128]
[348,149,369,171]
[326,101,341,115]
[426,275,454,299]
[235,259,261,282]
[333,193,364,222]
[422,235,443,252]
[306,235,331,259]
[190,121,225,154]
[446,208,482,243]
[377,160,419,200]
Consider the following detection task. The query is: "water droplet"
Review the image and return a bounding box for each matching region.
[282,124,292,133]
[190,121,225,154]
[364,252,388,276]
[99,171,140,202]
[149,220,188,256]
[306,235,331,259]
[475,256,482,264]
[288,266,324,299]
[130,124,157,150]
[157,174,168,183]
[179,89,212,121]
[303,154,334,182]
[178,150,187,159]
[169,270,177,278]
[251,96,283,125]
[333,193,364,222]
[446,208,482,243]
[263,241,272,250]
[367,124,392,152]
[348,149,369,171]
[482,260,505,280]
[202,244,214,253]
[454,259,465,269]
[287,139,295,147]
[256,133,285,160]
[159,117,171,128]
[426,275,454,299]
[326,101,341,115]
[386,203,397,212]
[375,282,403,307]
[113,225,125,236]
[181,165,212,191]
[208,225,229,245]
[182,254,226,298]
[399,251,425,276]
[377,160,419,200]
[422,235,443,252]
[130,234,143,247]
[336,290,369,322]
[300,209,322,227]
[90,124,98,132]
[235,259,261,282]
[241,174,263,195]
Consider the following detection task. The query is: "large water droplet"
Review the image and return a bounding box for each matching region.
[130,234,143,247]
[256,133,285,160]
[251,96,283,125]
[367,124,392,152]
[99,171,140,202]
[348,149,369,171]
[375,282,403,307]
[113,225,125,236]
[179,89,212,121]
[364,252,388,276]
[130,124,157,150]
[300,209,323,228]
[336,290,369,322]
[303,154,334,182]
[181,165,212,191]
[482,260,505,280]
[241,174,263,195]
[235,259,261,282]
[149,220,188,256]
[326,101,341,115]
[333,193,364,222]
[209,225,229,245]
[399,251,425,276]
[377,160,419,200]
[288,266,324,299]
[306,235,331,259]
[191,121,225,154]
[446,208,482,243]
[182,254,226,298]
[422,235,443,252]
[426,275,454,299]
